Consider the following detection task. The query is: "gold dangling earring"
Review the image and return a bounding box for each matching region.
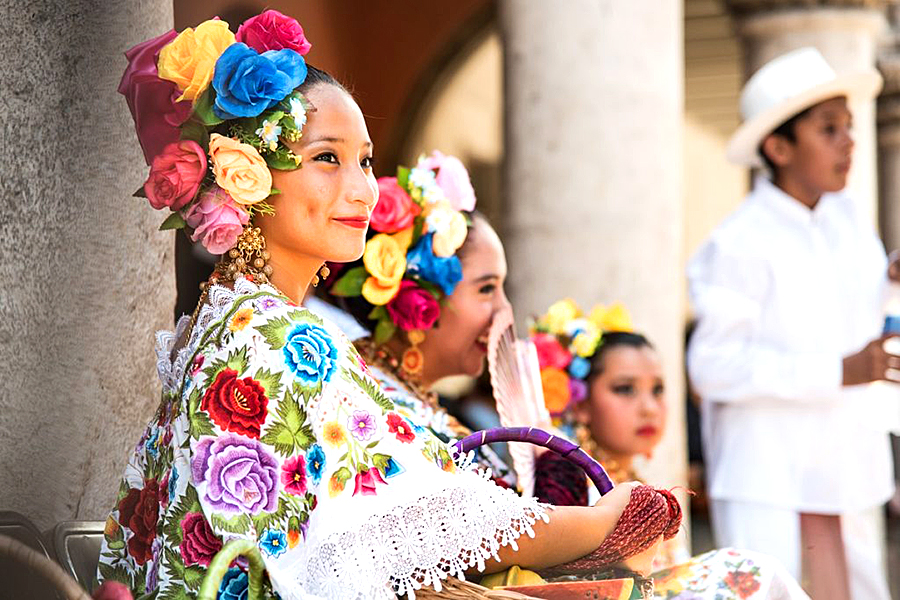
[311,263,331,288]
[401,329,425,379]
[211,225,273,286]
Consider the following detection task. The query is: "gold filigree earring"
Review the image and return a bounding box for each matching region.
[201,226,273,292]
[401,329,426,379]
[311,264,330,287]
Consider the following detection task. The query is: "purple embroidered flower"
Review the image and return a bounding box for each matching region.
[145,537,163,592]
[256,297,283,312]
[192,434,279,514]
[348,410,377,441]
[191,354,206,376]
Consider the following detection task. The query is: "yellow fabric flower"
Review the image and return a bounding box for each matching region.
[208,134,273,205]
[361,234,406,305]
[544,298,580,335]
[572,327,602,358]
[432,210,468,258]
[391,227,414,251]
[540,367,571,414]
[229,307,254,332]
[589,303,633,332]
[158,19,235,102]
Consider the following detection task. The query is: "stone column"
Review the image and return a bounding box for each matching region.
[727,0,891,224]
[879,50,900,251]
[500,1,686,492]
[0,1,176,528]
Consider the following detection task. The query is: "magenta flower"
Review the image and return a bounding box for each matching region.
[236,10,312,55]
[352,467,386,496]
[348,410,377,441]
[280,455,308,496]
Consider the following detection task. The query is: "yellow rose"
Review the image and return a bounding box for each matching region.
[361,234,407,305]
[589,303,633,332]
[158,19,235,102]
[208,134,272,205]
[544,298,580,335]
[392,227,414,251]
[432,210,468,257]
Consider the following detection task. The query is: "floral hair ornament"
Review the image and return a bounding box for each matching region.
[120,9,316,275]
[529,298,634,417]
[327,151,476,348]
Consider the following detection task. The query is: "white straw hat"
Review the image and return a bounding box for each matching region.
[726,47,883,167]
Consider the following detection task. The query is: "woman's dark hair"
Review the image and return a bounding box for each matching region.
[588,331,654,379]
[757,107,811,173]
[298,64,348,95]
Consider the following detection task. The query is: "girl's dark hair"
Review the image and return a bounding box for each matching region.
[588,331,654,378]
[298,64,348,95]
[757,107,811,173]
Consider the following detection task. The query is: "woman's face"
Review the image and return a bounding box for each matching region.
[419,218,510,382]
[578,345,666,461]
[258,84,378,265]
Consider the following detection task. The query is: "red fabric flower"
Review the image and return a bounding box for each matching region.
[178,512,222,567]
[370,177,421,233]
[281,455,308,496]
[532,333,572,369]
[201,369,269,438]
[352,467,386,496]
[143,140,207,211]
[117,480,160,565]
[725,570,761,599]
[236,10,311,55]
[386,281,440,331]
[386,413,416,443]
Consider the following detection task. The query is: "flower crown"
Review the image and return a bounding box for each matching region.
[120,10,314,255]
[326,151,478,344]
[529,298,633,416]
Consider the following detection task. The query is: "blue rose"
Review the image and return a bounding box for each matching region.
[218,567,249,600]
[259,529,288,558]
[406,233,463,296]
[212,43,307,119]
[568,356,591,379]
[306,444,326,485]
[283,323,338,385]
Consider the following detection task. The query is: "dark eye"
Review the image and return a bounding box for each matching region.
[612,384,634,396]
[361,155,375,170]
[314,152,338,164]
[824,124,837,135]
[478,283,496,295]
[653,384,665,397]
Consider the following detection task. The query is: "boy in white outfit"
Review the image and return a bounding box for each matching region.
[687,47,900,600]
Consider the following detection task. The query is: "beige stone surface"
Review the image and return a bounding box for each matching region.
[0,1,176,528]
[500,0,687,494]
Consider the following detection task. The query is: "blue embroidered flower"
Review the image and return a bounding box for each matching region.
[383,458,405,479]
[144,428,160,458]
[218,567,249,600]
[212,43,307,119]
[405,233,463,296]
[282,323,338,385]
[167,467,179,504]
[306,444,326,485]
[568,356,591,379]
[259,529,288,558]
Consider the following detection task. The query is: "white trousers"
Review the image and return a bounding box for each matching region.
[710,499,890,600]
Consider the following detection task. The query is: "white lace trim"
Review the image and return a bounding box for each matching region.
[154,277,277,394]
[270,471,549,600]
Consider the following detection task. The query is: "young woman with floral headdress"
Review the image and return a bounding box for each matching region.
[529,299,811,599]
[99,11,680,600]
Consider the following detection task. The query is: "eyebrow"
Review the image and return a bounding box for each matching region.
[304,136,373,148]
[472,274,501,283]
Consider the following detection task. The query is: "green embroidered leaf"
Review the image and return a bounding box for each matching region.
[98,562,131,586]
[330,266,368,297]
[163,546,186,578]
[260,389,315,456]
[183,565,205,590]
[189,410,215,440]
[157,587,194,600]
[251,496,288,533]
[292,379,324,403]
[253,367,283,400]
[159,212,186,231]
[254,313,297,350]
[344,369,395,414]
[333,466,352,484]
[202,346,250,381]
[163,485,203,545]
[373,317,396,345]
[372,453,391,470]
[210,512,252,535]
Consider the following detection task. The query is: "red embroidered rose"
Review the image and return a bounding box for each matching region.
[201,369,269,438]
[370,177,421,233]
[386,412,416,443]
[117,480,160,565]
[179,512,222,567]
[725,570,761,599]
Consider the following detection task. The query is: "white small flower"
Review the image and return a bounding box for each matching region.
[422,184,446,205]
[425,206,454,233]
[408,167,436,190]
[289,97,307,129]
[255,119,282,152]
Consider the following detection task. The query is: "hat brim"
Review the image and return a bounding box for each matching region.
[726,70,883,167]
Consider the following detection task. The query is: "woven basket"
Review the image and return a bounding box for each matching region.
[0,534,92,600]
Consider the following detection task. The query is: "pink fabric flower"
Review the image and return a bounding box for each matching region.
[370,177,421,233]
[236,10,312,55]
[386,281,440,331]
[352,467,386,496]
[184,186,250,254]
[532,333,572,370]
[118,30,192,165]
[418,150,476,212]
[143,141,207,211]
[280,455,308,496]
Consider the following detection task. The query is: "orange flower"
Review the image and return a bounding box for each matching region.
[540,367,571,414]
[208,134,273,206]
[328,475,345,497]
[287,529,300,549]
[323,421,346,447]
[229,307,254,332]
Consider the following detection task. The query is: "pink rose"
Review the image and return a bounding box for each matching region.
[532,333,572,370]
[184,186,250,254]
[236,10,312,55]
[144,141,207,211]
[386,281,440,331]
[118,30,192,165]
[418,151,476,212]
[371,177,421,233]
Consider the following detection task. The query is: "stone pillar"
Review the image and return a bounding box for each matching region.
[879,51,900,251]
[0,1,176,528]
[500,1,686,493]
[727,1,890,224]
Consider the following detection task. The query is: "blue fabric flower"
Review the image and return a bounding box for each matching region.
[406,233,463,296]
[212,43,307,119]
[568,356,591,379]
[259,529,288,558]
[306,444,326,485]
[283,323,338,385]
[218,567,249,600]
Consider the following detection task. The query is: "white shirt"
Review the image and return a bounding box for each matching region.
[687,176,894,512]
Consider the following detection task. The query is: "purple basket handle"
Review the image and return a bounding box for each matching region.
[453,426,615,496]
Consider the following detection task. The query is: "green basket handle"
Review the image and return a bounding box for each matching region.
[198,539,266,600]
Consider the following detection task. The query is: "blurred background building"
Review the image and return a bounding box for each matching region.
[3,0,900,593]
